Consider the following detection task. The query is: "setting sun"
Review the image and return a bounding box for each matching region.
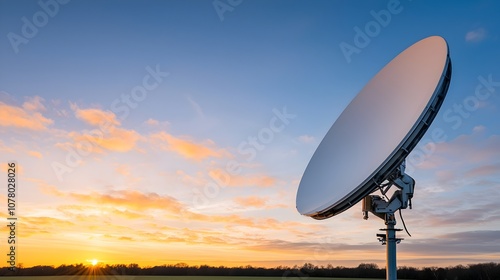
[90,259,98,266]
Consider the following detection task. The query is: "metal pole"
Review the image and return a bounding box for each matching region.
[386,215,397,280]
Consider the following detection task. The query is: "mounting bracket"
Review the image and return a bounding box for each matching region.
[361,161,415,280]
[362,161,415,220]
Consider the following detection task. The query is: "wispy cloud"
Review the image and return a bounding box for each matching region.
[209,168,276,187]
[417,129,500,172]
[151,131,230,160]
[144,118,159,126]
[465,28,487,42]
[23,96,47,112]
[41,187,185,214]
[67,126,141,153]
[234,196,268,208]
[187,212,325,234]
[114,163,143,184]
[406,230,500,256]
[233,195,287,209]
[0,98,53,130]
[57,106,142,153]
[438,230,500,245]
[20,216,75,237]
[473,125,486,133]
[115,164,131,177]
[465,163,500,177]
[176,169,207,187]
[143,118,170,128]
[427,204,500,227]
[298,134,315,143]
[0,140,15,153]
[27,150,43,158]
[187,95,205,119]
[73,106,121,127]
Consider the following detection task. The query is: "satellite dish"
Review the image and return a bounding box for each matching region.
[297,35,451,219]
[296,36,452,280]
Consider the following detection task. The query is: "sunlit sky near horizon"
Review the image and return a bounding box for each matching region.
[1,0,499,269]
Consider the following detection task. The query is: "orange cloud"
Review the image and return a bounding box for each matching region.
[151,131,230,160]
[22,96,46,111]
[73,106,120,127]
[233,196,288,209]
[0,162,24,175]
[183,211,325,234]
[56,106,141,153]
[176,170,206,187]
[233,174,275,187]
[115,164,131,176]
[144,118,170,128]
[209,168,276,187]
[67,126,141,153]
[191,213,256,227]
[114,164,143,184]
[234,196,268,208]
[23,216,74,227]
[17,216,74,237]
[27,150,43,158]
[144,118,159,126]
[42,187,185,214]
[0,101,53,130]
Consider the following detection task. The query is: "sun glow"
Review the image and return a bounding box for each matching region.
[90,259,98,266]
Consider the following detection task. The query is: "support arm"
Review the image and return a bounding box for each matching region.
[362,161,415,218]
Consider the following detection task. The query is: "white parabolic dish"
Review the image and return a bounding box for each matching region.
[296,36,452,219]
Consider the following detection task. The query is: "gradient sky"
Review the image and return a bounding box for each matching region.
[1,0,499,269]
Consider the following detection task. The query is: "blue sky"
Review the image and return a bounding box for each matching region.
[0,0,499,268]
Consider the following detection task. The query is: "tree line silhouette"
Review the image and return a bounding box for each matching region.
[1,262,499,279]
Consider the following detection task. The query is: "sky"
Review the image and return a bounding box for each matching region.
[0,0,499,270]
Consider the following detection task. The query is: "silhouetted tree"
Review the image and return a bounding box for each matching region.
[1,261,500,279]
